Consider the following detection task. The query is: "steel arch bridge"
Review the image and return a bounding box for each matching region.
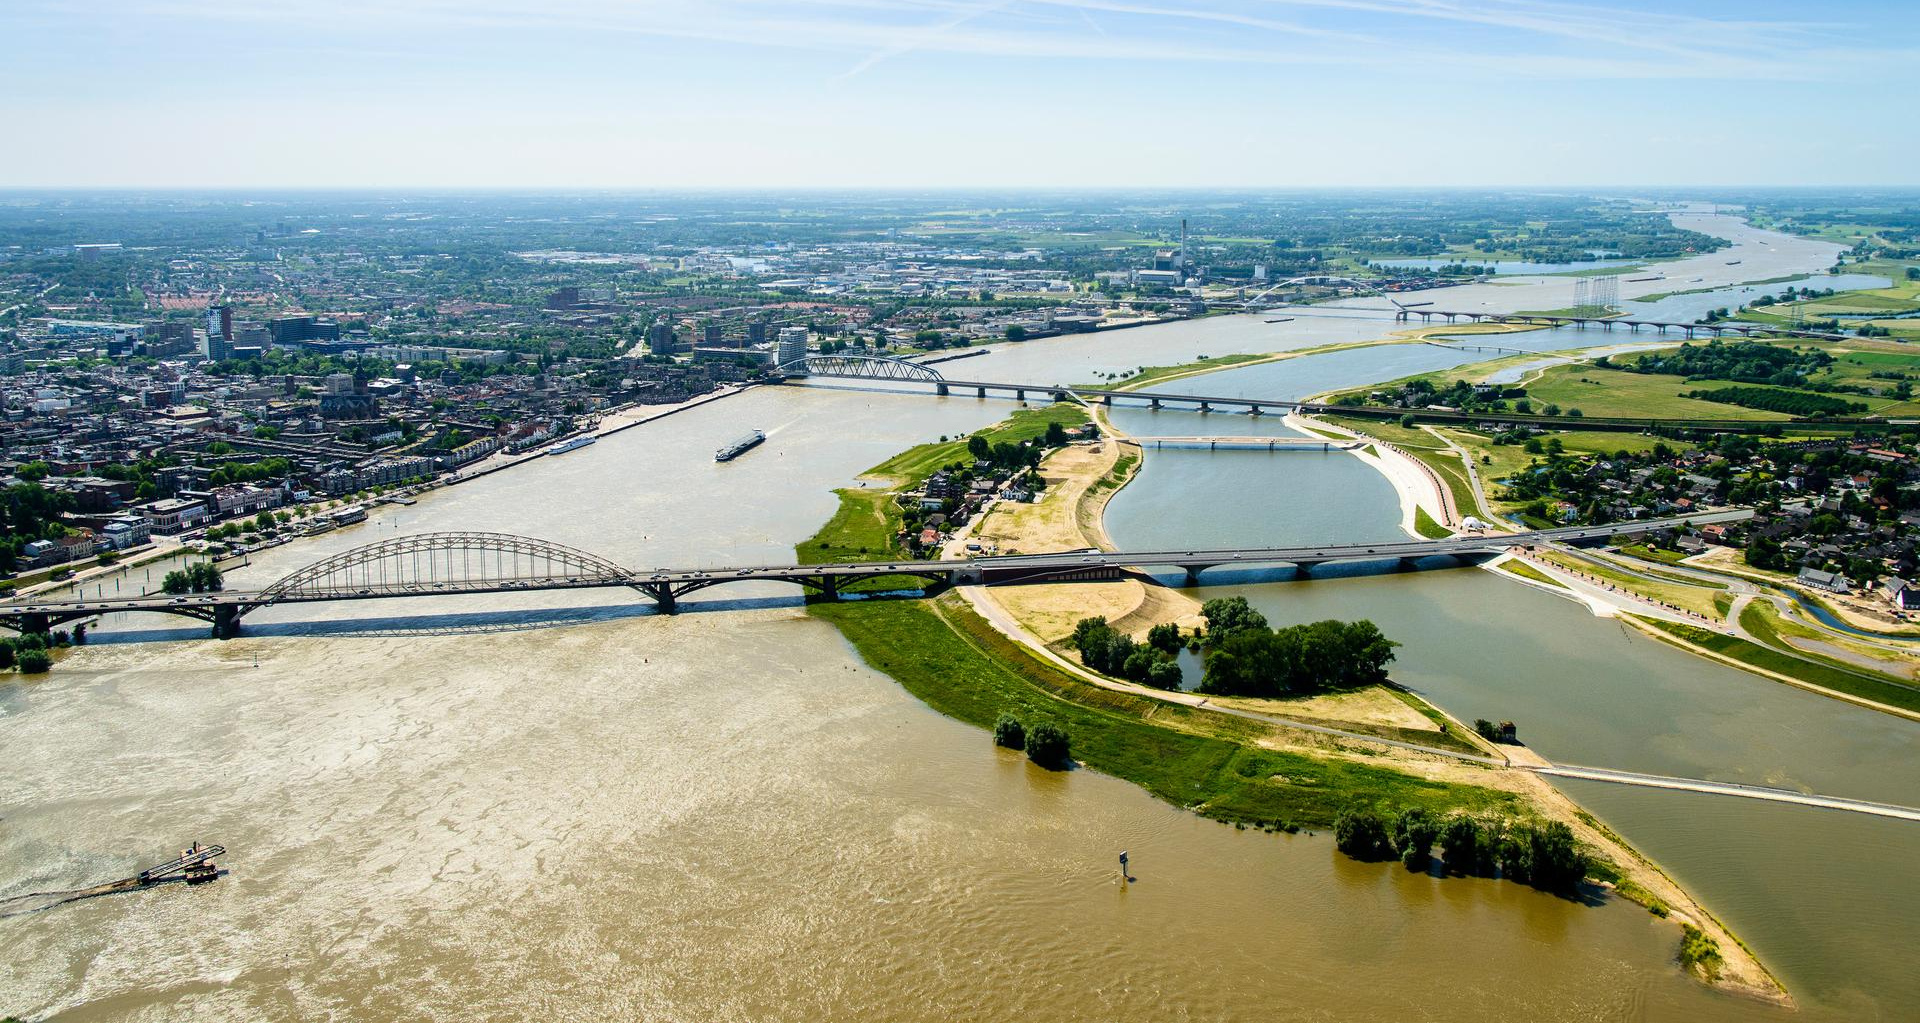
[1247,275,1389,304]
[258,531,634,602]
[782,354,947,383]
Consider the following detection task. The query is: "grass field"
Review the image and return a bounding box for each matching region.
[1616,543,1690,565]
[867,403,1090,483]
[1082,353,1271,390]
[1413,507,1450,539]
[812,595,1525,829]
[1641,617,1920,715]
[1739,600,1916,684]
[1536,550,1725,618]
[1497,560,1564,589]
[1522,364,1787,420]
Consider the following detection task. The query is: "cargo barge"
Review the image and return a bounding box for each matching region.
[715,429,766,462]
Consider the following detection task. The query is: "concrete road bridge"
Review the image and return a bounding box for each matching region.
[1,515,1744,639]
[1397,308,1850,342]
[787,368,1887,434]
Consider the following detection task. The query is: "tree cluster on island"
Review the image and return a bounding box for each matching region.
[2,624,85,675]
[1194,597,1397,698]
[1334,805,1588,895]
[161,562,225,595]
[993,713,1071,769]
[1069,616,1184,688]
[1068,596,1398,698]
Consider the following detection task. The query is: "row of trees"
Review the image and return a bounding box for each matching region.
[993,714,1071,769]
[1334,806,1588,894]
[161,562,225,595]
[1686,386,1867,417]
[1195,597,1397,698]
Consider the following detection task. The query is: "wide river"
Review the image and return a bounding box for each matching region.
[4,215,1915,1021]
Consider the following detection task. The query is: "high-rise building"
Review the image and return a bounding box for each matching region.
[645,320,679,354]
[776,326,808,367]
[703,322,725,347]
[205,304,233,361]
[747,320,768,347]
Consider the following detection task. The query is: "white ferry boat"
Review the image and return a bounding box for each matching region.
[546,435,598,455]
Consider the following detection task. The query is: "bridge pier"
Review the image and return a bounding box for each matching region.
[1148,398,1162,410]
[1014,389,1026,403]
[1180,566,1205,587]
[635,583,678,614]
[818,577,841,602]
[1101,394,1113,406]
[936,382,950,397]
[19,612,49,636]
[977,386,987,398]
[1247,404,1264,416]
[1198,402,1211,414]
[1293,560,1324,576]
[212,604,241,640]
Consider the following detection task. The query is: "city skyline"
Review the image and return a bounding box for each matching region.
[3,0,1916,189]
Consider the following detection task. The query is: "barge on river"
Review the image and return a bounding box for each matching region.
[715,430,766,462]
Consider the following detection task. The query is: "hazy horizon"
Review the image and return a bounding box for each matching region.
[4,1,1915,190]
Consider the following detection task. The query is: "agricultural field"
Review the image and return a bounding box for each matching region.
[1525,359,1920,420]
[1521,364,1786,420]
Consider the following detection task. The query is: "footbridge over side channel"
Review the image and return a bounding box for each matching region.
[0,515,1743,639]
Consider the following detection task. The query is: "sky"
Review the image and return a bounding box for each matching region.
[2,0,1915,189]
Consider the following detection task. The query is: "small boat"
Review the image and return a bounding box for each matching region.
[1264,317,1294,323]
[546,435,597,455]
[716,430,766,462]
[1726,260,1742,265]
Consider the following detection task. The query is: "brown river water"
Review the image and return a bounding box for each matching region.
[4,216,1913,1021]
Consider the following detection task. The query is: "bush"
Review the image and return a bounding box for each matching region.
[1025,722,1071,768]
[993,713,1026,751]
[1145,658,1184,690]
[17,648,52,674]
[1333,808,1392,861]
[1678,924,1724,978]
[0,644,13,670]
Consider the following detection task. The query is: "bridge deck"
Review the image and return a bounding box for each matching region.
[0,513,1747,629]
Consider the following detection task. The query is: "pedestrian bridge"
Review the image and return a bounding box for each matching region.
[0,514,1740,638]
[1132,436,1362,451]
